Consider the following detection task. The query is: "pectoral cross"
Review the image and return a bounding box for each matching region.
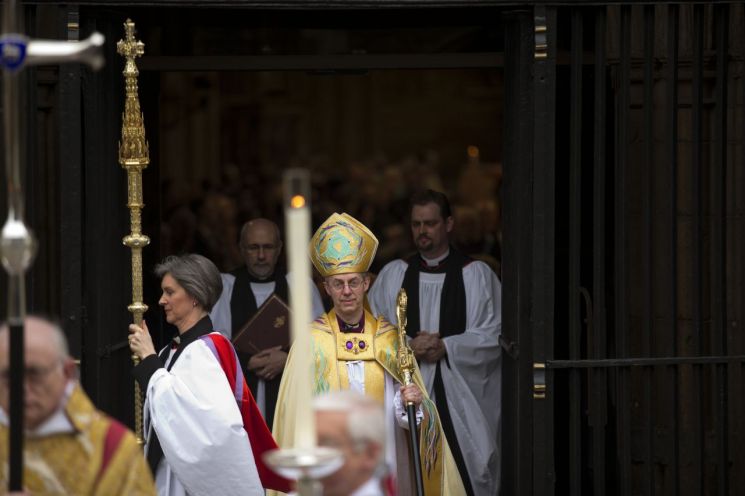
[0,1,104,489]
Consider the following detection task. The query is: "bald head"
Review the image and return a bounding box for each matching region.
[0,316,76,430]
[314,390,385,496]
[239,218,283,280]
[240,218,280,245]
[0,316,70,362]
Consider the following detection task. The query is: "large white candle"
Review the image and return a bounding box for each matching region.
[284,170,315,450]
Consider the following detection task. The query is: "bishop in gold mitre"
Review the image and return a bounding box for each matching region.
[272,213,466,496]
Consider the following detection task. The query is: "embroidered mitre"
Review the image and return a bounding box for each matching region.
[309,213,378,276]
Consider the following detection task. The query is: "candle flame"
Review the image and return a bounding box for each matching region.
[290,195,306,209]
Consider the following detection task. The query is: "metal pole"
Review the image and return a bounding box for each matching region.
[1,2,103,488]
[2,0,34,489]
[406,402,424,496]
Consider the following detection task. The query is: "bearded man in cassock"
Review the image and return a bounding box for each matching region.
[210,218,325,428]
[0,316,155,495]
[129,254,290,496]
[369,189,502,496]
[272,213,465,496]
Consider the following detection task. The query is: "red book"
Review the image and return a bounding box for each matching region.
[232,294,290,354]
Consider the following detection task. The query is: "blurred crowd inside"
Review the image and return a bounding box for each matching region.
[160,146,502,280]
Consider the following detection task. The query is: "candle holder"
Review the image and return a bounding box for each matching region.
[263,447,344,496]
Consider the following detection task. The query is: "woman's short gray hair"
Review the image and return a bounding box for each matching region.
[154,254,223,312]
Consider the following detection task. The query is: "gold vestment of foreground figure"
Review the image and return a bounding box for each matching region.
[0,384,155,495]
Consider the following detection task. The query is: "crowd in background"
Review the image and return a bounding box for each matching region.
[160,147,502,279]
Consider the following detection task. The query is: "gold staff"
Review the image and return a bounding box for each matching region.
[117,19,149,443]
[396,288,425,496]
[396,289,415,385]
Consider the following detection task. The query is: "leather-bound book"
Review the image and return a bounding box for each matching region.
[232,294,291,354]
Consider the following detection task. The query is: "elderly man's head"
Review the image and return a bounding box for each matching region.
[314,390,386,496]
[0,317,76,430]
[239,219,283,280]
[323,272,370,323]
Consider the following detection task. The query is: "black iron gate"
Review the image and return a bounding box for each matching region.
[502,2,745,495]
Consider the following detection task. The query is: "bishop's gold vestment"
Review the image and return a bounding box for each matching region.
[272,309,465,496]
[0,383,155,495]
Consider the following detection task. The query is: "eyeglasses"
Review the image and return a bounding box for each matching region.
[326,278,364,292]
[0,363,62,386]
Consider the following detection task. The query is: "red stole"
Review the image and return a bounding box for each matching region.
[200,333,292,493]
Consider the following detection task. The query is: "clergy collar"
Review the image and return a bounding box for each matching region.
[417,248,452,273]
[336,314,365,333]
[421,248,450,267]
[175,314,213,349]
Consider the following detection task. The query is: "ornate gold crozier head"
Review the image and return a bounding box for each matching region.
[396,289,408,330]
[309,213,378,277]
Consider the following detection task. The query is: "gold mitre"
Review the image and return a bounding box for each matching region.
[309,213,378,277]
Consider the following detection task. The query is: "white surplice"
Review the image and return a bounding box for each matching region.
[143,336,263,496]
[368,257,502,496]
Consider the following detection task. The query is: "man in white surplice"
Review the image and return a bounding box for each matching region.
[368,189,502,496]
[210,218,324,428]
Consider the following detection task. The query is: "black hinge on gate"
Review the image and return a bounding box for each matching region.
[533,362,547,399]
[67,8,79,41]
[535,12,548,59]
